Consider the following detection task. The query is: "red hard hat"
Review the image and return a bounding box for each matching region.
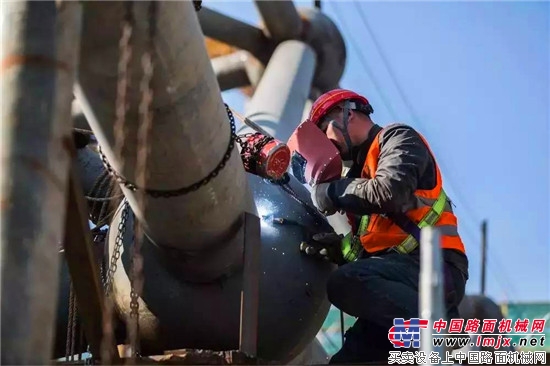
[309,89,371,126]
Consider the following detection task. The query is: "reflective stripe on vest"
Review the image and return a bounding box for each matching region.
[391,188,448,254]
[340,213,370,262]
[341,188,448,261]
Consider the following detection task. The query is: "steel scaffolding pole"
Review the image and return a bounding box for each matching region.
[241,40,316,142]
[76,1,250,252]
[0,1,81,363]
[419,226,446,363]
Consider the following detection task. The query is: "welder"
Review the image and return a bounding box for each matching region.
[287,88,469,363]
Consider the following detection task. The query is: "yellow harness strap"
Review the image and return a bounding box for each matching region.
[341,189,448,261]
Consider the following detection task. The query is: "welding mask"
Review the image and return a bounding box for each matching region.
[287,119,343,186]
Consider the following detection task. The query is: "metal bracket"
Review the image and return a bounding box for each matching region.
[239,212,261,357]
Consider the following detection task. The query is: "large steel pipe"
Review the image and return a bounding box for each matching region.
[198,7,274,64]
[240,40,316,142]
[96,173,335,362]
[0,1,81,363]
[254,0,303,42]
[76,1,249,253]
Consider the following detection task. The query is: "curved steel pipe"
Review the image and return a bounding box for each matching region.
[254,0,303,42]
[198,7,274,64]
[77,1,249,252]
[241,40,316,142]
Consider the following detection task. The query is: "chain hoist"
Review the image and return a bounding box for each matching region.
[235,133,274,174]
[229,108,291,181]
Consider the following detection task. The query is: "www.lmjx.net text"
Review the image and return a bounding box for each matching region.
[432,333,546,349]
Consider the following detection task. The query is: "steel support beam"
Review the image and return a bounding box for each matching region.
[0,1,81,363]
[198,7,274,64]
[254,1,303,42]
[241,40,316,142]
[212,51,250,91]
[63,162,119,361]
[212,51,265,93]
[76,1,249,251]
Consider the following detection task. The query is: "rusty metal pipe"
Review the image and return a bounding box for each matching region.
[0,1,81,363]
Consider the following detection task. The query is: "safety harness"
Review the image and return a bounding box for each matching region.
[340,188,449,262]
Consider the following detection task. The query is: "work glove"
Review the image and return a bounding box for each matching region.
[311,182,337,216]
[300,232,364,266]
[300,232,347,265]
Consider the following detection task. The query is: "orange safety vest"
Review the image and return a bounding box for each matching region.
[342,128,466,258]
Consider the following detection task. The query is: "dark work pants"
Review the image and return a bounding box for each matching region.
[327,251,467,364]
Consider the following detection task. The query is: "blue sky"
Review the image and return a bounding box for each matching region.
[208,1,549,304]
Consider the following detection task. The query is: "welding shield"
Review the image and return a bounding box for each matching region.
[287,119,343,186]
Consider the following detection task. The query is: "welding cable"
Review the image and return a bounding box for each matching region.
[228,107,272,137]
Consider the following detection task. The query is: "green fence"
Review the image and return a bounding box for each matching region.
[316,306,355,356]
[316,302,550,355]
[501,302,550,352]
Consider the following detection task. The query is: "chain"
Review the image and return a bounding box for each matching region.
[128,221,142,358]
[101,1,134,363]
[71,301,78,359]
[103,201,129,293]
[65,282,75,360]
[64,281,80,362]
[100,200,129,364]
[126,0,157,359]
[98,104,237,198]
